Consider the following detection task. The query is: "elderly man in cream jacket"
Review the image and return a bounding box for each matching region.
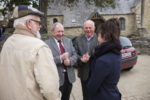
[0,5,61,100]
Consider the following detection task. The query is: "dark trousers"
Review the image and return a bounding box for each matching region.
[81,80,89,100]
[59,72,72,100]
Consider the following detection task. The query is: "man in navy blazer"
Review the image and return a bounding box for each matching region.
[45,22,77,100]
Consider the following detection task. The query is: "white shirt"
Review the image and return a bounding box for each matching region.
[53,37,64,63]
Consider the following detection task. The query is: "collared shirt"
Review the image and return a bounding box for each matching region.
[85,34,95,53]
[53,37,64,63]
[85,34,94,41]
[53,37,64,51]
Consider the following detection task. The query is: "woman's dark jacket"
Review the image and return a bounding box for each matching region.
[87,42,122,100]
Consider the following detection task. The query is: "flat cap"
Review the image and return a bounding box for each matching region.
[13,5,44,18]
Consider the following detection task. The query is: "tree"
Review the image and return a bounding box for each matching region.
[0,0,39,17]
[0,0,39,27]
[39,0,48,33]
[48,0,115,8]
[86,0,115,8]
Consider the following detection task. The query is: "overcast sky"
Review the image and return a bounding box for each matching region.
[0,2,4,9]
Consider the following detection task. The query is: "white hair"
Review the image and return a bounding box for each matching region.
[84,20,95,28]
[13,15,35,28]
[51,22,64,31]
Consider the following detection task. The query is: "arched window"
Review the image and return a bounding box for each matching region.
[119,18,125,30]
[53,18,58,23]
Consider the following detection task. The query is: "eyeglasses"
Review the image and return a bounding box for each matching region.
[30,19,41,25]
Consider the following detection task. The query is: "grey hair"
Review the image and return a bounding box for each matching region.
[83,20,95,28]
[51,22,64,31]
[13,15,35,28]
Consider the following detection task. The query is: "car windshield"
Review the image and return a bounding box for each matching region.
[119,36,132,48]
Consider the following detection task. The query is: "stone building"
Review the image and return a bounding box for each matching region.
[46,0,150,37]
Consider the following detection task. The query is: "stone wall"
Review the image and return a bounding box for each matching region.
[47,15,64,34]
[144,0,150,34]
[129,35,150,55]
[47,14,137,37]
[64,27,83,37]
[47,16,83,37]
[102,14,137,36]
[1,29,150,55]
[134,0,150,33]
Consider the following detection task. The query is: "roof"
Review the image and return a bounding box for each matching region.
[47,0,141,27]
[99,0,141,15]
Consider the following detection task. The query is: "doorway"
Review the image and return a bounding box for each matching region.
[89,12,105,33]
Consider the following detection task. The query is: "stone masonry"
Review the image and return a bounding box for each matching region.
[1,29,150,55]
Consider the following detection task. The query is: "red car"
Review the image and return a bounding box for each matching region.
[120,36,138,70]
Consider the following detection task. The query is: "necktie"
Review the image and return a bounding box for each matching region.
[58,40,65,54]
[58,40,67,70]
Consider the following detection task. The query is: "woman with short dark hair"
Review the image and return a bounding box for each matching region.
[87,18,122,100]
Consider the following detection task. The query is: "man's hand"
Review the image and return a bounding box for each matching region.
[81,52,90,63]
[60,52,69,60]
[60,52,70,66]
[64,58,70,66]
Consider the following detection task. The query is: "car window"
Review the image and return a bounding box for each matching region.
[119,36,132,48]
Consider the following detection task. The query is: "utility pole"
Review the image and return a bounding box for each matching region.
[141,0,145,28]
[138,0,149,37]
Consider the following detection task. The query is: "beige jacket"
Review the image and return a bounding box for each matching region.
[0,28,61,100]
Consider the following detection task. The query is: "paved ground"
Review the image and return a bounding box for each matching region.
[119,55,150,100]
[70,55,150,100]
[1,51,149,100]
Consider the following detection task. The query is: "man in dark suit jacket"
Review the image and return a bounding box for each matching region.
[45,22,77,100]
[74,20,98,100]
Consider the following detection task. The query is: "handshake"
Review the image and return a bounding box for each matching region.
[60,52,70,66]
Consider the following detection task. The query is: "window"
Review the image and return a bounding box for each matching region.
[53,18,58,23]
[119,18,125,30]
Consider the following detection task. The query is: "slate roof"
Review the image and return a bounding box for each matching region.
[99,0,141,15]
[47,0,141,27]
